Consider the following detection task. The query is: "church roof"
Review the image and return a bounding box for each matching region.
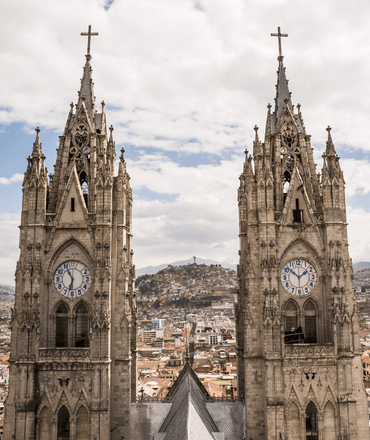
[158,363,219,440]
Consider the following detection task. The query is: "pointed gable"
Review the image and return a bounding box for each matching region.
[159,364,220,440]
[56,166,89,228]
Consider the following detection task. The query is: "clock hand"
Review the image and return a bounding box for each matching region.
[68,269,74,290]
[299,270,308,279]
[289,268,299,278]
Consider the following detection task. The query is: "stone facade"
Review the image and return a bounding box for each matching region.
[236,52,370,439]
[3,51,137,440]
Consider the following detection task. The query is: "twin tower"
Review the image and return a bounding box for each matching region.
[4,28,369,440]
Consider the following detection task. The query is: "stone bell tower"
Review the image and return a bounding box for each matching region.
[4,26,137,440]
[235,28,369,440]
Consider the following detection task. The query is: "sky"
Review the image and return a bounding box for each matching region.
[1,0,370,285]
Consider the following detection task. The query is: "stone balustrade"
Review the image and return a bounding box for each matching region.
[284,344,335,358]
[38,347,90,361]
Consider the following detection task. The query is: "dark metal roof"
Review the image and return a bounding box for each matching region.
[159,363,218,439]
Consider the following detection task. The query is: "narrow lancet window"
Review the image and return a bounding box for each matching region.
[56,302,69,348]
[75,302,89,347]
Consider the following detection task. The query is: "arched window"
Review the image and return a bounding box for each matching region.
[80,171,88,207]
[39,406,51,440]
[306,401,318,439]
[75,302,89,348]
[58,406,70,440]
[284,301,303,344]
[304,300,317,343]
[56,302,68,348]
[76,406,89,440]
[285,301,298,332]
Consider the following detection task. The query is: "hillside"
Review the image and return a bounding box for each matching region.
[0,284,14,297]
[354,262,370,272]
[136,257,237,277]
[136,263,236,310]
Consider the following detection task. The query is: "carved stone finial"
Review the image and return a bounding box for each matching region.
[254,125,259,133]
[35,127,40,135]
[326,126,332,133]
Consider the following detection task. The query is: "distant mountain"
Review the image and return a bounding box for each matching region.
[353,262,370,272]
[0,284,15,296]
[136,257,237,277]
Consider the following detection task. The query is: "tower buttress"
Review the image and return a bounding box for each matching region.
[236,29,369,440]
[4,29,136,440]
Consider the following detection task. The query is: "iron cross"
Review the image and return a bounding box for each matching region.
[81,25,99,56]
[271,27,288,58]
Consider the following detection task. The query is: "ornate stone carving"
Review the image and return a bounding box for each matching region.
[38,348,90,361]
[285,344,335,358]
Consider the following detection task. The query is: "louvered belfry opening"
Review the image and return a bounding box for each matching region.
[56,302,68,348]
[304,300,317,343]
[75,302,89,347]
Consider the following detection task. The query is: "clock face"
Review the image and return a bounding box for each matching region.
[54,261,91,298]
[281,259,317,296]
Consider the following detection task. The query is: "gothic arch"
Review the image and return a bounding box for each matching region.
[72,299,91,314]
[75,400,90,415]
[56,393,72,416]
[323,400,336,440]
[304,390,320,414]
[305,401,319,439]
[120,314,131,329]
[36,402,52,418]
[279,238,324,273]
[57,405,70,440]
[282,298,300,311]
[76,404,89,440]
[53,299,71,315]
[38,405,52,440]
[286,400,300,440]
[302,297,319,310]
[46,237,94,283]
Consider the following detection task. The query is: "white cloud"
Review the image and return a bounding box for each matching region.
[347,207,370,263]
[131,155,240,268]
[0,173,23,185]
[1,0,370,283]
[342,159,370,197]
[0,213,20,285]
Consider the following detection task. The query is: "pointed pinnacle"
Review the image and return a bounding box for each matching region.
[254,125,259,142]
[326,126,332,134]
[109,125,114,142]
[120,148,125,161]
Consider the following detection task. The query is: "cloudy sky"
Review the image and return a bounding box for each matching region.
[1,0,370,285]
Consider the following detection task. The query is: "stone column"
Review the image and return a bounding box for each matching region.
[317,412,323,440]
[299,410,306,440]
[51,416,58,440]
[70,415,77,440]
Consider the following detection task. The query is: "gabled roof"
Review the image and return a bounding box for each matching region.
[159,364,219,440]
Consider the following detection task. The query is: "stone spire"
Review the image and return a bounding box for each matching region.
[274,59,293,123]
[24,127,46,182]
[76,58,96,124]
